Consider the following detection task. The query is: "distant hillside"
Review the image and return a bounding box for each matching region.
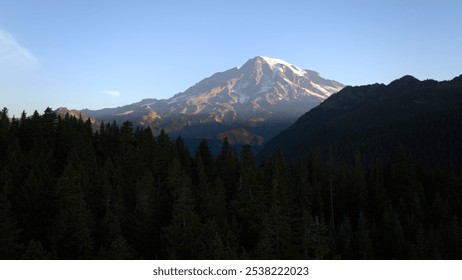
[260,75,462,165]
[217,128,265,146]
[55,107,100,130]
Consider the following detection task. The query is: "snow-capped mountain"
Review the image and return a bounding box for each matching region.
[161,56,343,121]
[79,56,344,146]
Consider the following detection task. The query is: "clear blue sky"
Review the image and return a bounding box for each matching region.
[1,0,461,117]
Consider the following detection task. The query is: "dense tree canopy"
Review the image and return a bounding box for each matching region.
[0,107,461,259]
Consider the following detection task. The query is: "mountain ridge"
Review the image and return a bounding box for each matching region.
[259,74,462,164]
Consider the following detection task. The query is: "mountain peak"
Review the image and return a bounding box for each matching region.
[255,56,307,77]
[389,75,420,88]
[451,74,462,84]
[168,56,343,109]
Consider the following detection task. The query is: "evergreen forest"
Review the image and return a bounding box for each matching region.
[1,107,461,259]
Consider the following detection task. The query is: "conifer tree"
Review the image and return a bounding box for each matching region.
[22,240,48,260]
[349,150,368,217]
[127,170,159,259]
[196,138,216,182]
[217,138,239,188]
[0,169,23,259]
[240,144,260,198]
[162,158,204,259]
[354,212,374,259]
[337,216,353,259]
[51,163,94,259]
[0,107,10,160]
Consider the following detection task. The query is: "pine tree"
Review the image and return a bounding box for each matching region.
[354,212,374,259]
[217,138,239,194]
[336,216,353,259]
[22,240,48,260]
[96,234,136,260]
[95,158,127,255]
[0,169,23,259]
[307,150,325,219]
[304,216,330,259]
[162,158,205,259]
[127,171,159,259]
[349,150,368,217]
[264,151,293,258]
[192,155,210,220]
[51,163,94,259]
[377,206,406,259]
[290,161,314,259]
[174,136,192,174]
[391,147,425,223]
[202,219,229,259]
[13,169,54,249]
[414,224,429,259]
[0,107,10,160]
[195,138,216,183]
[240,144,260,198]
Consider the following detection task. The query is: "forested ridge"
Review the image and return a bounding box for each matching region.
[1,107,462,259]
[261,75,462,163]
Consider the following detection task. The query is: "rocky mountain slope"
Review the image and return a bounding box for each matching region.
[75,56,343,146]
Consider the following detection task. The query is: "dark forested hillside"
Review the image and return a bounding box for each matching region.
[1,107,462,260]
[260,75,462,164]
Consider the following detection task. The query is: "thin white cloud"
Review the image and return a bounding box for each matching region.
[0,29,38,70]
[104,90,121,97]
